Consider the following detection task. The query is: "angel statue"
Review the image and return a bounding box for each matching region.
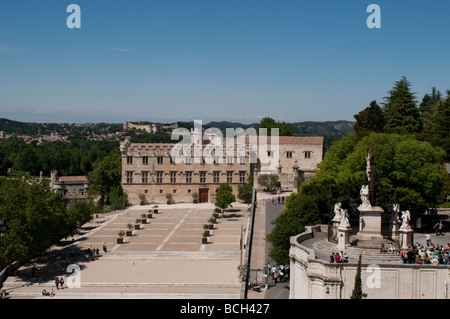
[332,203,342,222]
[400,210,412,230]
[360,185,371,208]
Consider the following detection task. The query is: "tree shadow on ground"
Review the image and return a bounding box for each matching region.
[11,245,99,284]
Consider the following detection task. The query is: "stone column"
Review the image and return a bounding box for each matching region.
[336,224,351,251]
[399,228,413,248]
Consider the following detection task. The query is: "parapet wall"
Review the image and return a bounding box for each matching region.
[289,226,450,299]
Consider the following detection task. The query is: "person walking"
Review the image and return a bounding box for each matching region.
[59,277,64,289]
[55,277,60,290]
[103,242,108,253]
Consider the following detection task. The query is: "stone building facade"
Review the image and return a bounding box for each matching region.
[120,132,323,205]
[50,170,91,205]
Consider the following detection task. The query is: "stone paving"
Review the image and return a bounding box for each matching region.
[2,203,250,299]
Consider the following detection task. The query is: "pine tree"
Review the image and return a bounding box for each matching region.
[383,77,422,134]
[353,100,385,134]
[350,254,367,299]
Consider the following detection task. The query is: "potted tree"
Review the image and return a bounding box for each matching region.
[166,193,173,205]
[202,231,210,244]
[147,209,153,219]
[117,230,125,244]
[192,192,199,204]
[135,218,141,230]
[139,193,146,206]
[202,224,210,236]
[153,205,159,214]
[126,223,133,236]
[141,213,148,224]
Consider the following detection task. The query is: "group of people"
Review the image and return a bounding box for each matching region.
[41,288,55,297]
[399,242,449,265]
[329,251,349,263]
[380,240,450,265]
[87,243,107,257]
[55,276,65,289]
[267,263,290,284]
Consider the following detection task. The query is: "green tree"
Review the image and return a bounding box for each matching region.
[88,149,123,206]
[383,77,422,134]
[350,254,367,299]
[0,179,74,265]
[259,117,295,136]
[215,183,236,211]
[238,175,253,204]
[258,174,279,192]
[353,100,385,134]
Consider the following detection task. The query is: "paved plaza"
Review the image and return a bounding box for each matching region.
[2,203,251,299]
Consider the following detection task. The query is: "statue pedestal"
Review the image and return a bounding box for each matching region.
[357,205,384,241]
[399,227,413,248]
[336,225,351,251]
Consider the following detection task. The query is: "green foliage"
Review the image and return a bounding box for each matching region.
[259,117,295,136]
[215,183,236,210]
[0,179,80,264]
[353,100,385,135]
[350,254,367,299]
[88,149,123,206]
[238,175,253,203]
[383,76,422,134]
[258,174,279,192]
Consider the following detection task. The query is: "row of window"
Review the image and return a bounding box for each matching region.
[126,151,313,164]
[125,171,246,184]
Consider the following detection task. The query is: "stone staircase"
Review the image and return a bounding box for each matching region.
[312,240,401,264]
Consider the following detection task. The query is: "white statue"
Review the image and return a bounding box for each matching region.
[400,210,412,230]
[365,152,372,183]
[390,203,400,224]
[360,185,371,208]
[339,209,350,228]
[332,203,342,222]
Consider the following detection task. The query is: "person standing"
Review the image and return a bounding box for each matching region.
[59,277,64,289]
[103,242,108,253]
[55,277,60,290]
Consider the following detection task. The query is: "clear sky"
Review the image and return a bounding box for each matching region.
[0,0,449,124]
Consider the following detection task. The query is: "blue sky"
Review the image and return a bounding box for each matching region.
[0,0,449,124]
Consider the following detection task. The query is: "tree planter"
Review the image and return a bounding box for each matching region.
[154,209,159,214]
[126,231,133,236]
[117,238,124,244]
[202,237,208,244]
[135,224,140,230]
[141,219,147,224]
[147,213,153,219]
[209,224,214,230]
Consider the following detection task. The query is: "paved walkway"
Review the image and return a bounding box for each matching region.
[2,203,250,299]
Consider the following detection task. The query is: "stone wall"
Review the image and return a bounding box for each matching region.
[289,226,450,299]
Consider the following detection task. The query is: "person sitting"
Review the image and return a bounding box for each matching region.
[343,252,349,263]
[335,253,341,263]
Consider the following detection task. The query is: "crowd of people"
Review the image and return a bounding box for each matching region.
[379,239,450,265]
[266,263,290,284]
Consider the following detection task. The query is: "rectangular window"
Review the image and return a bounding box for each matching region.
[142,156,149,165]
[127,156,133,164]
[213,171,220,183]
[157,156,164,164]
[170,171,177,184]
[239,171,246,183]
[200,171,206,184]
[305,151,311,159]
[126,171,133,184]
[156,171,163,184]
[286,151,293,159]
[142,171,149,183]
[227,171,233,183]
[186,171,192,184]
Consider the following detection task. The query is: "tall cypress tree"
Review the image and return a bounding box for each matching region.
[383,77,422,134]
[350,254,367,299]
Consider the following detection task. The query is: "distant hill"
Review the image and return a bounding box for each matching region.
[0,118,123,136]
[0,118,354,151]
